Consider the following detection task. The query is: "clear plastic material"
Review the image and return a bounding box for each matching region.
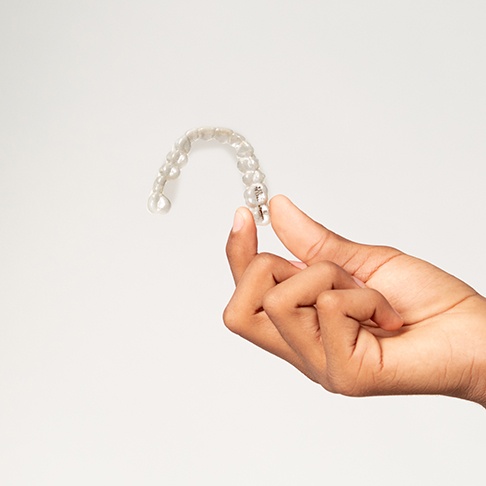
[147,127,270,225]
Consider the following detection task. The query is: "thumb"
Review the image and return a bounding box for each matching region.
[269,195,360,267]
[226,207,258,284]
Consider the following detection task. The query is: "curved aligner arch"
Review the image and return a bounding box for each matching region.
[147,127,270,225]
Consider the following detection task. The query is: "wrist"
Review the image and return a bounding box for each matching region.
[471,356,486,408]
[462,296,486,407]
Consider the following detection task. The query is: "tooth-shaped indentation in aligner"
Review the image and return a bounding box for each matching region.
[147,127,270,225]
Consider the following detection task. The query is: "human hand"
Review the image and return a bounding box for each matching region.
[223,195,486,407]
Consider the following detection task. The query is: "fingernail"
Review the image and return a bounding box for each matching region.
[352,276,366,288]
[290,260,307,270]
[232,208,245,233]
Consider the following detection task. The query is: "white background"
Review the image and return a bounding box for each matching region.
[1,1,485,484]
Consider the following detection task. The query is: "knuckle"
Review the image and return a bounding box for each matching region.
[314,260,339,275]
[261,287,284,316]
[251,252,276,270]
[315,291,342,315]
[222,303,245,335]
[315,260,344,282]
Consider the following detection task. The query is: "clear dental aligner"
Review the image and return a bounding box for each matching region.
[147,127,270,225]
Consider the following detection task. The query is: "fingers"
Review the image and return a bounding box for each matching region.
[229,253,301,319]
[262,261,359,370]
[225,199,405,396]
[269,194,357,266]
[316,288,403,395]
[225,250,403,394]
[317,288,403,355]
[226,207,257,284]
[223,253,309,376]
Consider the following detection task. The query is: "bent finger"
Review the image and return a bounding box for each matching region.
[263,261,359,372]
[223,253,313,378]
[316,288,403,395]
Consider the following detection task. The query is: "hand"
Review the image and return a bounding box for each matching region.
[223,195,486,406]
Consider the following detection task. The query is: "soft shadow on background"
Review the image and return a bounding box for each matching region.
[1,1,485,485]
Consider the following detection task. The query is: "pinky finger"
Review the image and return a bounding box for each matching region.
[316,288,403,395]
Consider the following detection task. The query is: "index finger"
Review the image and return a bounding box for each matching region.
[226,207,258,284]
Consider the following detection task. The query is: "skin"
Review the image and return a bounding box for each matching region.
[223,195,486,407]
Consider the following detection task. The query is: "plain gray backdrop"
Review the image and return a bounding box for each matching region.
[1,1,485,484]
